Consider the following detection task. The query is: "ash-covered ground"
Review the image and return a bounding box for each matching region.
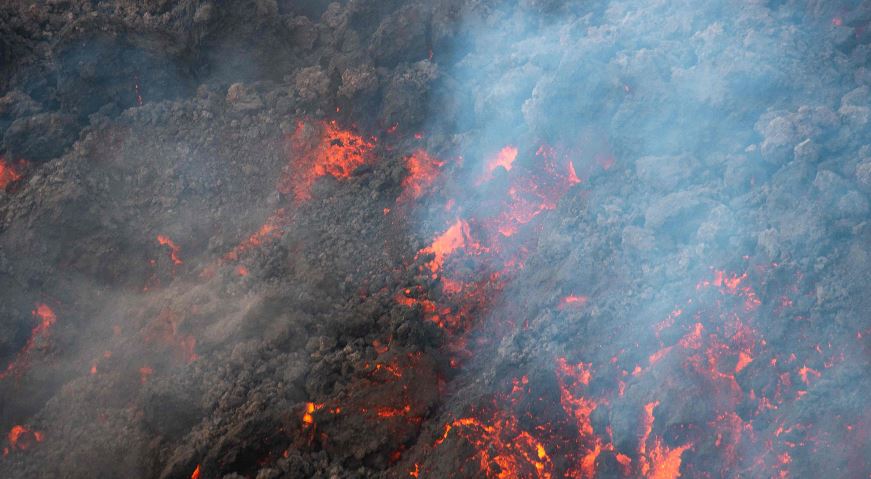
[0,1,869,478]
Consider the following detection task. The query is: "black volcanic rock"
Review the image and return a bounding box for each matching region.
[3,112,78,161]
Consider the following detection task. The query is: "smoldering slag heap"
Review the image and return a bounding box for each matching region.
[0,1,869,478]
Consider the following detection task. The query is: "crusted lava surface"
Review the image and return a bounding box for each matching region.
[1,1,870,479]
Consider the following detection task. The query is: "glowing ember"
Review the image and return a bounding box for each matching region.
[156,235,183,265]
[284,120,376,201]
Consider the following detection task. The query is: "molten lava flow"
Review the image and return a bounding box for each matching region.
[284,120,376,201]
[156,235,183,265]
[0,157,23,190]
[0,304,57,380]
[398,149,445,203]
[190,464,201,479]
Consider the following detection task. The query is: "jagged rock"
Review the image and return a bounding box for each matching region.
[839,86,870,126]
[380,60,437,127]
[339,64,379,100]
[635,154,698,190]
[3,112,78,161]
[226,83,264,112]
[294,66,332,104]
[0,90,41,133]
[369,4,429,67]
[856,157,871,191]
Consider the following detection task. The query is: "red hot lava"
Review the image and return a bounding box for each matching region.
[479,146,518,183]
[0,304,57,380]
[282,120,376,201]
[558,295,589,310]
[415,219,481,276]
[398,149,446,203]
[4,425,44,457]
[156,234,183,265]
[222,209,287,262]
[0,157,24,190]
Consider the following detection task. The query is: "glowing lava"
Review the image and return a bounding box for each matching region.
[0,304,57,380]
[436,413,554,479]
[156,235,183,265]
[0,157,23,190]
[284,120,376,201]
[484,143,582,237]
[223,209,287,262]
[558,295,589,310]
[416,219,481,275]
[399,149,445,203]
[4,425,44,456]
[479,146,518,183]
[643,439,692,479]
